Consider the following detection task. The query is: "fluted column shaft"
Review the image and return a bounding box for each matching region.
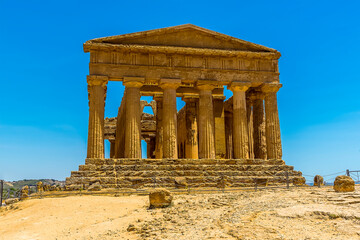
[184,97,199,159]
[251,92,267,159]
[246,98,254,159]
[154,95,163,159]
[87,75,108,159]
[123,78,144,159]
[160,79,181,159]
[229,82,251,159]
[262,84,282,159]
[197,83,216,159]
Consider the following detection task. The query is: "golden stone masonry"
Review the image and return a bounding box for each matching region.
[66,24,304,189]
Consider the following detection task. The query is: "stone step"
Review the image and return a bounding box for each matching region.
[85,158,285,166]
[66,174,302,187]
[70,170,301,178]
[78,164,294,172]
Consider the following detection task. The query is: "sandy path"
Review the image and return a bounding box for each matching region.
[0,196,150,240]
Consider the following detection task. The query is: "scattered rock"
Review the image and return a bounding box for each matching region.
[127,224,136,232]
[88,182,102,191]
[293,177,306,186]
[333,175,355,192]
[20,185,29,200]
[36,181,43,193]
[5,198,19,205]
[174,177,188,189]
[149,188,173,208]
[314,175,324,186]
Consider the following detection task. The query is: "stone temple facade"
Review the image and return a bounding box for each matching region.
[66,24,304,189]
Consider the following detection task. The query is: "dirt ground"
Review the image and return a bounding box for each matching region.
[1,186,360,240]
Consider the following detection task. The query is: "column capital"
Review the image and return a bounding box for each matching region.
[228,81,251,92]
[196,79,218,91]
[87,75,108,88]
[123,76,145,88]
[248,90,266,100]
[261,83,282,93]
[159,78,181,89]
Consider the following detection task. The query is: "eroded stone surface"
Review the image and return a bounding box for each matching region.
[149,188,173,208]
[334,175,355,192]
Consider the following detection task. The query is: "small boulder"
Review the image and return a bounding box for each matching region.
[333,175,355,192]
[20,185,29,200]
[174,177,188,189]
[293,177,306,186]
[88,182,102,191]
[149,188,173,208]
[5,198,19,205]
[36,181,43,193]
[314,175,324,186]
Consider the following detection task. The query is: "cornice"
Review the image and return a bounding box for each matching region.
[84,43,281,60]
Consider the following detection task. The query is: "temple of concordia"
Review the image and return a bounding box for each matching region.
[66,24,304,189]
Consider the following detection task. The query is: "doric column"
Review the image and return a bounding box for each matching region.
[183,95,199,159]
[197,80,217,159]
[154,94,163,159]
[87,75,108,159]
[262,83,282,159]
[160,79,181,159]
[225,111,233,159]
[250,91,267,159]
[214,96,227,159]
[146,137,156,159]
[246,97,254,159]
[109,140,115,158]
[123,77,144,159]
[228,81,251,159]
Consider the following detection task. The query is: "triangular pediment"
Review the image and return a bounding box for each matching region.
[87,24,277,53]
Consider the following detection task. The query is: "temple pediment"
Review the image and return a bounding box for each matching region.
[85,24,277,53]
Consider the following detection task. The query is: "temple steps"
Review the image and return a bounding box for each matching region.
[66,175,301,188]
[70,170,300,178]
[78,164,294,172]
[66,158,304,189]
[85,158,286,166]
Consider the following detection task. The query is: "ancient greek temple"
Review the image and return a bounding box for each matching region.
[66,24,304,189]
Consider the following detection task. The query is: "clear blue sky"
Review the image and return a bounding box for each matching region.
[1,0,359,183]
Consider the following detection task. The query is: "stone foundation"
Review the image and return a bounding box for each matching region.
[66,158,302,189]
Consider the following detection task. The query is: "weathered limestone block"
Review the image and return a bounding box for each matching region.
[292,176,306,186]
[149,188,173,208]
[333,175,355,192]
[5,198,19,205]
[253,177,268,187]
[313,175,324,186]
[20,185,29,200]
[217,175,230,188]
[174,177,188,189]
[36,181,43,193]
[88,182,102,191]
